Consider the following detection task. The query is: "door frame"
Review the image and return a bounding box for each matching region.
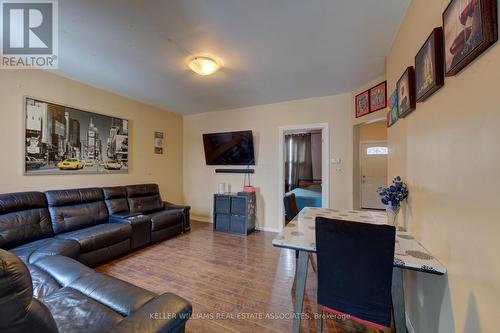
[359,140,387,209]
[278,123,329,231]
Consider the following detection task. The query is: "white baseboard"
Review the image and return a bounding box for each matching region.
[255,226,280,233]
[406,312,416,333]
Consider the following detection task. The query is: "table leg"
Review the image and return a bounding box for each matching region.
[292,250,309,333]
[392,267,407,333]
[292,250,299,291]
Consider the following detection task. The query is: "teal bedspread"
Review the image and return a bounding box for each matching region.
[287,185,322,211]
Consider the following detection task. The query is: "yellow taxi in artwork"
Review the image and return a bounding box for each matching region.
[57,158,85,170]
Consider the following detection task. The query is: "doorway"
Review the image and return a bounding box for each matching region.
[360,141,388,209]
[278,123,329,230]
[354,120,388,210]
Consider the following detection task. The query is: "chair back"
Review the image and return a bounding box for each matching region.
[0,249,58,333]
[283,193,299,224]
[315,217,395,329]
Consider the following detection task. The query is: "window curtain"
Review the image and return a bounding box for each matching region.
[285,133,313,192]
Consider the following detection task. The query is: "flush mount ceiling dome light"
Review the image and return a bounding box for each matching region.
[188,56,220,76]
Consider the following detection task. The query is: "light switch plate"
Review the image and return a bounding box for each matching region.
[331,157,341,165]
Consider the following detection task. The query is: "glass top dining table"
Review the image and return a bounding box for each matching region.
[272,207,446,333]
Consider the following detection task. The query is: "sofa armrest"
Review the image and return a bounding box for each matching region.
[109,215,151,249]
[163,202,190,232]
[163,201,190,212]
[106,293,192,333]
[110,211,142,219]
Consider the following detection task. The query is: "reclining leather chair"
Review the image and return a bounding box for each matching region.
[125,184,190,243]
[0,191,79,264]
[0,249,192,333]
[103,186,151,249]
[45,188,132,267]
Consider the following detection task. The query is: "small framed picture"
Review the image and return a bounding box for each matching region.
[369,81,387,112]
[397,67,416,118]
[443,0,498,76]
[387,111,394,127]
[389,90,399,126]
[355,90,370,118]
[415,27,445,102]
[154,132,164,154]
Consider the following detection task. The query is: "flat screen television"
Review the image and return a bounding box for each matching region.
[203,130,255,165]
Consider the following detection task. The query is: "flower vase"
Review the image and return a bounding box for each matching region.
[385,205,400,227]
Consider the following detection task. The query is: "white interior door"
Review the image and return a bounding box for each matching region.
[360,142,388,210]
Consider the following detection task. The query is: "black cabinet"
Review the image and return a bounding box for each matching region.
[213,192,256,235]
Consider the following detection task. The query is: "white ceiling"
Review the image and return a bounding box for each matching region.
[53,0,410,115]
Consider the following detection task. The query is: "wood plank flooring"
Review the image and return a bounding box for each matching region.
[97,221,381,333]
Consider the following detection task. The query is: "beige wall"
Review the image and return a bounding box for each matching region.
[0,70,184,203]
[386,0,500,332]
[359,121,387,142]
[183,94,353,231]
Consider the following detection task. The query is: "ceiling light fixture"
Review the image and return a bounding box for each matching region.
[188,56,220,76]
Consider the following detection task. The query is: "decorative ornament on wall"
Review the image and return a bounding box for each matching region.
[154,131,164,154]
[397,67,416,118]
[415,27,445,102]
[369,81,387,112]
[387,90,399,127]
[355,90,370,118]
[443,0,498,76]
[24,97,129,175]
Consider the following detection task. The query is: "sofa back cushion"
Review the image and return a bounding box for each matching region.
[0,192,52,249]
[45,188,108,234]
[0,249,59,333]
[102,186,129,215]
[126,184,163,214]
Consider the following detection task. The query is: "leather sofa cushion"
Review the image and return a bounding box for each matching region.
[128,195,163,213]
[0,191,47,213]
[56,224,132,252]
[103,186,129,214]
[125,184,159,198]
[46,188,109,234]
[150,210,183,231]
[45,188,104,207]
[32,255,93,287]
[42,287,124,333]
[10,238,80,264]
[0,192,53,249]
[103,186,127,200]
[107,293,193,333]
[49,201,109,234]
[31,255,154,315]
[29,264,61,300]
[106,198,129,215]
[126,184,163,213]
[70,272,156,316]
[0,249,59,333]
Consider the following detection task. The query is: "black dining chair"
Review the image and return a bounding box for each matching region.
[283,193,317,291]
[315,217,396,332]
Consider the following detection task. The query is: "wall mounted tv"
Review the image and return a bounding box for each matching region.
[203,130,255,165]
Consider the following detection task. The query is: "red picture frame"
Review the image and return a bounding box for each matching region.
[369,81,387,112]
[355,90,370,118]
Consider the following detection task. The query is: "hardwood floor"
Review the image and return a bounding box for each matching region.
[97,221,380,333]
